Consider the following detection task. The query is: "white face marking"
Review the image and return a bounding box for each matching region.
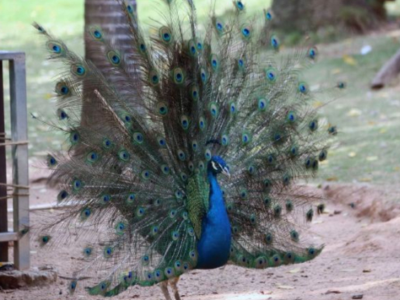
[211,161,218,171]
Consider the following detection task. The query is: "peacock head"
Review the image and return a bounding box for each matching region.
[208,156,230,177]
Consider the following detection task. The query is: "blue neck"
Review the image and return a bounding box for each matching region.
[196,170,232,269]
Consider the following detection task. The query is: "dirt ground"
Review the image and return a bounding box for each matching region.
[2,165,400,300]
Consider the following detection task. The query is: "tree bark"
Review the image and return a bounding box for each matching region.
[82,0,138,126]
[371,48,400,89]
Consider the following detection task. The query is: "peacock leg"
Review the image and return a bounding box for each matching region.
[169,276,181,300]
[160,281,172,300]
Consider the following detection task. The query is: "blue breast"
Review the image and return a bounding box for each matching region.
[196,173,231,269]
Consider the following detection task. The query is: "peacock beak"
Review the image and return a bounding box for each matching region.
[222,167,230,178]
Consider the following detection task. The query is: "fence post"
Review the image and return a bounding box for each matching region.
[0,51,29,270]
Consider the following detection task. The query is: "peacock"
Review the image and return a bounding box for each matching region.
[33,0,342,299]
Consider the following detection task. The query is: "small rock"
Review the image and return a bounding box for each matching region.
[352,295,363,299]
[325,290,341,294]
[334,210,342,215]
[363,269,371,273]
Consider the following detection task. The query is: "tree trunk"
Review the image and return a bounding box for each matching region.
[82,0,138,126]
[271,0,391,34]
[371,48,400,89]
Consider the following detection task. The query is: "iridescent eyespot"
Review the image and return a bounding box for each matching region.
[248,165,256,175]
[57,190,68,202]
[149,70,160,86]
[180,115,190,130]
[118,149,130,161]
[242,132,251,144]
[215,20,224,33]
[171,231,180,241]
[57,109,68,120]
[308,47,318,60]
[200,68,208,83]
[205,149,212,161]
[328,126,337,135]
[192,140,199,151]
[55,82,70,96]
[103,138,113,149]
[72,178,83,191]
[265,10,273,20]
[133,132,144,144]
[199,117,206,130]
[209,102,219,117]
[287,111,296,123]
[139,42,146,53]
[271,35,279,50]
[157,136,167,147]
[229,102,237,114]
[104,246,113,258]
[241,26,251,39]
[107,51,121,66]
[72,64,86,76]
[298,82,308,94]
[265,67,277,82]
[70,131,80,145]
[157,102,168,116]
[101,194,111,204]
[178,149,186,161]
[197,41,203,51]
[234,1,245,10]
[221,135,229,146]
[190,85,199,101]
[290,230,299,242]
[265,233,273,244]
[210,54,219,71]
[309,119,318,132]
[141,170,151,180]
[126,193,135,205]
[319,149,328,161]
[173,68,185,84]
[337,81,346,89]
[161,165,170,175]
[47,154,57,167]
[237,58,246,71]
[86,151,99,164]
[258,98,268,111]
[136,207,145,217]
[159,26,172,44]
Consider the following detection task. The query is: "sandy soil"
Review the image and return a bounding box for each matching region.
[2,165,400,300]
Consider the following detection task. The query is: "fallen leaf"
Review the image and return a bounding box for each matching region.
[326,177,338,182]
[359,178,372,182]
[276,284,294,290]
[380,128,387,134]
[342,268,356,272]
[366,156,378,161]
[331,68,342,75]
[348,152,357,158]
[394,166,400,171]
[313,101,323,108]
[288,268,301,274]
[348,109,362,117]
[368,121,377,126]
[343,55,357,66]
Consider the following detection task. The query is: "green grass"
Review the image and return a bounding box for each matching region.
[0,0,400,186]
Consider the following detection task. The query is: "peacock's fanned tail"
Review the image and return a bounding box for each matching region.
[34,0,342,296]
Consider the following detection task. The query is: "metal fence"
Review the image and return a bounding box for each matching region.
[0,51,29,270]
